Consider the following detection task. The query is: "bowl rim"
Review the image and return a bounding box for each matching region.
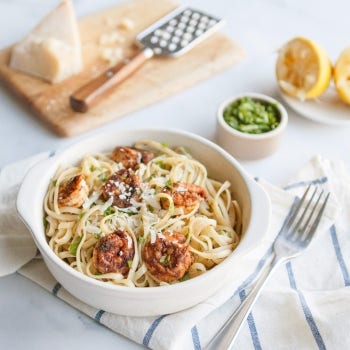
[217,92,288,140]
[17,127,271,297]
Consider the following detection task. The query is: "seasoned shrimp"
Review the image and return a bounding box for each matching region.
[110,146,154,169]
[143,231,193,283]
[101,168,142,208]
[161,182,207,213]
[58,174,89,208]
[93,230,134,275]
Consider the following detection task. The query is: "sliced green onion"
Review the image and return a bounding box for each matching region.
[165,179,173,189]
[69,237,82,256]
[43,217,48,229]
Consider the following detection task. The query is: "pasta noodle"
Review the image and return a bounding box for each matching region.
[44,140,242,287]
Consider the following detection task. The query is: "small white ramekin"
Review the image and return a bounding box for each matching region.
[216,92,288,160]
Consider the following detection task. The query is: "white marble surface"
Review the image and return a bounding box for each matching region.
[0,0,349,349]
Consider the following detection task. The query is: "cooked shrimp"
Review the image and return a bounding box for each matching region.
[58,174,89,208]
[161,182,207,213]
[101,168,142,208]
[93,230,134,275]
[110,146,154,169]
[143,231,193,283]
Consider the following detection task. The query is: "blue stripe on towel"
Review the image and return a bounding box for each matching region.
[94,310,105,322]
[239,289,262,350]
[247,312,262,350]
[284,177,328,190]
[52,282,62,296]
[330,225,350,286]
[143,315,167,346]
[286,262,326,350]
[191,326,201,350]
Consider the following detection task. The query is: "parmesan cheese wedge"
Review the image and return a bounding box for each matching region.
[9,0,82,83]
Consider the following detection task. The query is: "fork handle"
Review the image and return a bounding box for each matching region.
[70,47,154,113]
[204,256,283,350]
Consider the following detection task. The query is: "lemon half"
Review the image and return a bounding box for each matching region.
[276,37,332,100]
[334,48,350,105]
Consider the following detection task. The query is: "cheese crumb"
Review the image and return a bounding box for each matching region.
[99,31,125,46]
[118,18,134,31]
[99,47,124,66]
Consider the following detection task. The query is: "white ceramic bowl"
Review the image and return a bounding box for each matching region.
[216,92,288,160]
[17,128,271,316]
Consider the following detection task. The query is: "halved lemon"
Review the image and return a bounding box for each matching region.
[276,37,332,100]
[334,48,350,105]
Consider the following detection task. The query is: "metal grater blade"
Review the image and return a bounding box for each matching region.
[137,7,224,57]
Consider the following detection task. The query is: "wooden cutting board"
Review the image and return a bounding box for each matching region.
[0,0,244,137]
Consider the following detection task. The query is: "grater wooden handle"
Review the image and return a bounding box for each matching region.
[70,48,154,113]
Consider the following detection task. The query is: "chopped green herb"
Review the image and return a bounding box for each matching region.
[160,254,171,266]
[104,206,115,216]
[146,175,154,181]
[95,232,102,239]
[69,237,82,256]
[52,179,57,186]
[146,204,154,213]
[43,217,48,229]
[155,161,166,169]
[168,203,175,216]
[180,272,190,282]
[90,165,96,172]
[138,236,146,244]
[98,172,107,182]
[223,97,280,134]
[165,179,173,189]
[118,208,136,216]
[78,212,85,219]
[127,260,133,268]
[161,141,169,148]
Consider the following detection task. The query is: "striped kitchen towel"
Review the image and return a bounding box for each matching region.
[0,153,348,350]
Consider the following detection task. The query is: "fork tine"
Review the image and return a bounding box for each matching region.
[283,185,311,233]
[304,192,330,240]
[289,186,318,236]
[298,189,324,236]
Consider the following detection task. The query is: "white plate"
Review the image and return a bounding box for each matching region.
[279,88,350,126]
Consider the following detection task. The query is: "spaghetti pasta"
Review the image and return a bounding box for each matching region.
[44,140,242,287]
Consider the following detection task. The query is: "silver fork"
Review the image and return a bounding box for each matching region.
[204,185,330,350]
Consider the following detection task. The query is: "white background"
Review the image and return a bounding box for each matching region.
[0,0,349,349]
